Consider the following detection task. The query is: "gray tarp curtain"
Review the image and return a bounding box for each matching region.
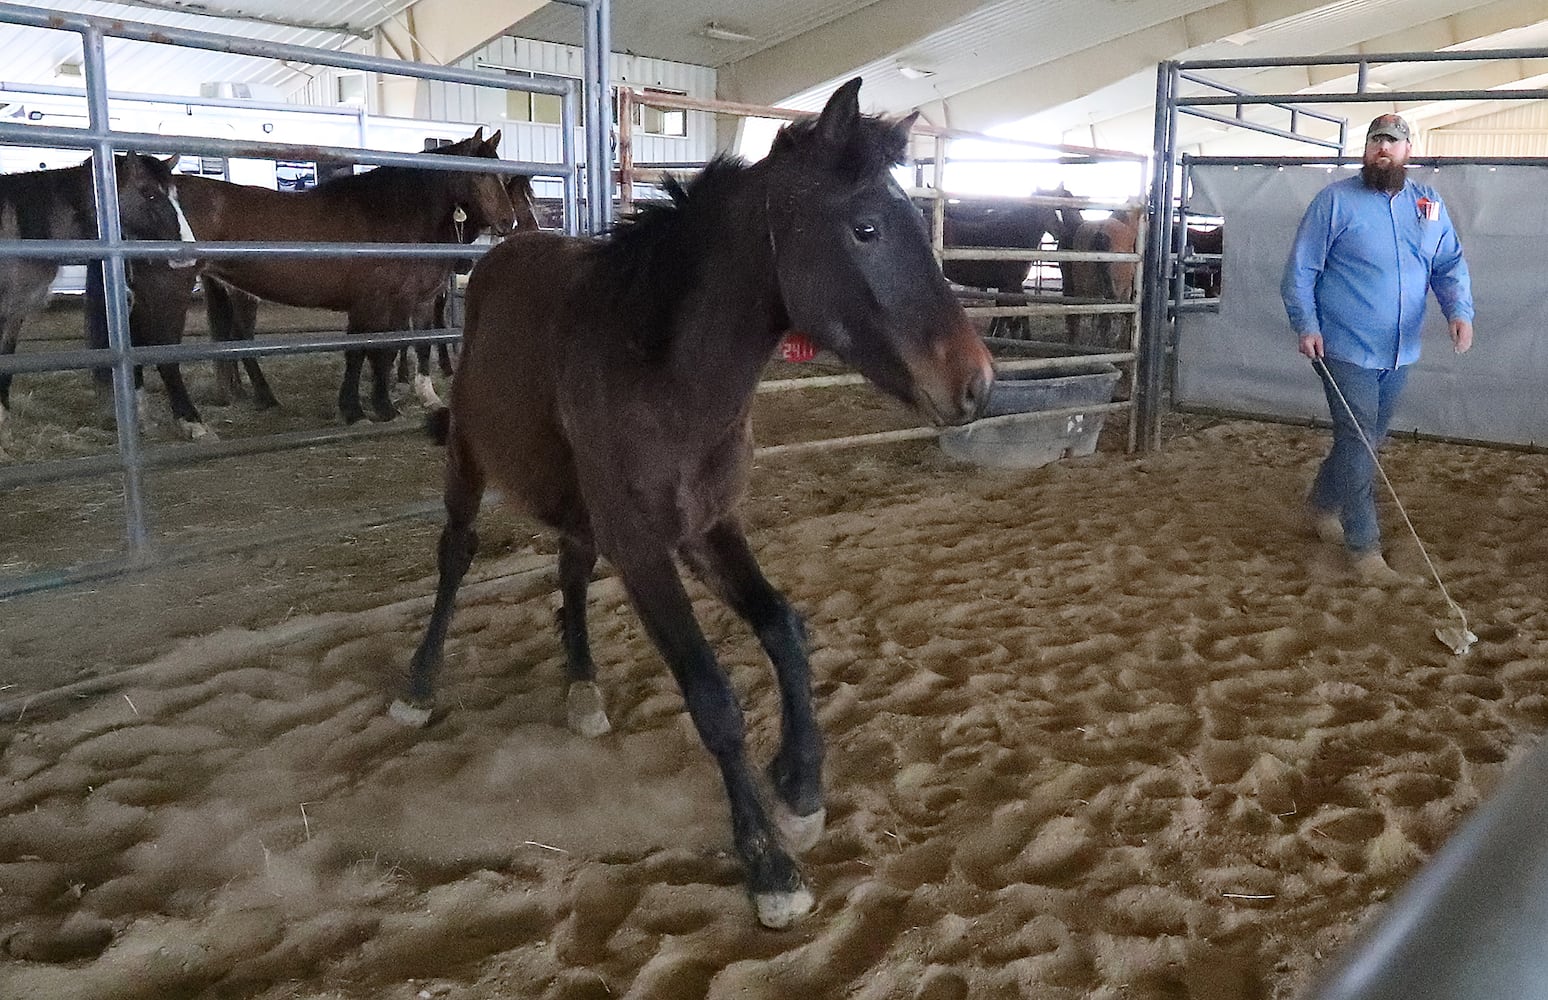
[1180,162,1548,447]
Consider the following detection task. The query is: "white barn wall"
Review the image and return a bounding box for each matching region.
[1424,102,1548,157]
[419,36,717,167]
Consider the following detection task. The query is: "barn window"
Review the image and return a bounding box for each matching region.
[634,88,687,137]
[502,69,573,127]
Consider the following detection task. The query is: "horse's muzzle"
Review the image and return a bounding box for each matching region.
[911,324,994,426]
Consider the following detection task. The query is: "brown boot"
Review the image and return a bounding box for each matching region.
[1350,549,1404,585]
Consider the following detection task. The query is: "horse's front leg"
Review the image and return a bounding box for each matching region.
[617,549,812,929]
[684,519,825,853]
[365,347,400,422]
[156,363,215,441]
[337,349,367,424]
[556,530,608,737]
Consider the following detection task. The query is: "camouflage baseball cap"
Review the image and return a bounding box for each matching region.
[1366,113,1411,142]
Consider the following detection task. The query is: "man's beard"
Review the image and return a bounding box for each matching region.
[1362,159,1407,192]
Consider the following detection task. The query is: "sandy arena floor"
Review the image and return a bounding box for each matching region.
[2,300,1546,1000]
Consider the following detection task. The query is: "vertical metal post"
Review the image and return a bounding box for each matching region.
[617,86,634,216]
[931,134,946,265]
[561,78,581,235]
[82,26,149,551]
[1168,152,1194,408]
[1137,61,1178,453]
[582,0,613,234]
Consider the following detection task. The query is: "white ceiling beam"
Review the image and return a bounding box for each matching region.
[375,0,546,116]
[717,0,995,107]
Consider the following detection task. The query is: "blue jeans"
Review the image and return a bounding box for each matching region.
[1309,358,1410,554]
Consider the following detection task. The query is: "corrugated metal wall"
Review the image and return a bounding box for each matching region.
[1424,102,1548,157]
[418,36,717,166]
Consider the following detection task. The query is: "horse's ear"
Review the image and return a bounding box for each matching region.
[163,153,180,171]
[470,126,485,142]
[887,111,920,159]
[814,77,864,148]
[483,129,502,155]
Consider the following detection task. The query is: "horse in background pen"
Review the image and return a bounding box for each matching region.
[84,129,522,435]
[1061,204,1145,348]
[0,152,185,441]
[206,169,541,414]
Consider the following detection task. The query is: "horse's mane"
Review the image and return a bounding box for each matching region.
[590,155,752,358]
[0,165,92,239]
[306,143,477,222]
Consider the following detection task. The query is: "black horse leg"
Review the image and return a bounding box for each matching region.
[395,347,412,385]
[204,278,246,405]
[616,550,812,929]
[556,532,607,736]
[391,429,484,726]
[338,349,366,424]
[227,288,277,410]
[437,343,454,376]
[685,519,825,853]
[366,348,399,422]
[156,363,211,440]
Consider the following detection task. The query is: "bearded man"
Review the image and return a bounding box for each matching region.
[1280,113,1475,583]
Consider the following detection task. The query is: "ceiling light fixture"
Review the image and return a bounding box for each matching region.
[898,64,935,80]
[701,21,756,43]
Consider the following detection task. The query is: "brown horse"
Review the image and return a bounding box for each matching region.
[205,169,540,416]
[1,153,184,434]
[390,79,993,929]
[939,192,1066,292]
[98,130,519,431]
[1062,204,1144,347]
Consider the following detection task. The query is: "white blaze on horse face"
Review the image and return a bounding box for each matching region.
[167,184,198,269]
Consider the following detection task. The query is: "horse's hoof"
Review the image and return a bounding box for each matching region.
[774,804,826,855]
[179,420,217,442]
[369,407,400,423]
[566,682,611,738]
[754,885,814,929]
[253,394,280,412]
[388,698,433,728]
[412,374,443,410]
[341,408,366,425]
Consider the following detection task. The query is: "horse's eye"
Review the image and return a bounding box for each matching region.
[852,222,879,243]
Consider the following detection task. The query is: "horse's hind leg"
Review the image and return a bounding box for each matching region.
[556,531,608,737]
[391,427,484,726]
[616,550,812,928]
[684,519,825,854]
[410,344,443,410]
[365,347,399,422]
[338,349,367,424]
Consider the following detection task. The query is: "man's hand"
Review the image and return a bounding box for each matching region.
[1450,318,1474,354]
[1298,333,1325,360]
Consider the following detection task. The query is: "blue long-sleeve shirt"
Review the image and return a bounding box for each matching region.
[1281,175,1473,369]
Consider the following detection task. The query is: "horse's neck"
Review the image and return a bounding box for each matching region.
[665,182,785,419]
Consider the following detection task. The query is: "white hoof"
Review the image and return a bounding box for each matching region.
[388,698,433,728]
[754,886,814,929]
[179,420,217,442]
[566,682,611,737]
[774,804,826,855]
[413,374,443,410]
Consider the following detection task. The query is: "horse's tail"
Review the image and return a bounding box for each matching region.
[425,406,451,446]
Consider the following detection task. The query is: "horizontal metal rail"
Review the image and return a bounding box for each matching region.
[1178,107,1345,151]
[0,328,462,378]
[0,2,574,94]
[0,239,502,262]
[1181,88,1548,106]
[0,120,564,179]
[1180,45,1548,71]
[0,421,423,492]
[966,302,1138,318]
[943,248,1141,263]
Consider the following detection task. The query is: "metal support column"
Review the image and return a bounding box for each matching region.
[82,26,148,550]
[582,0,613,234]
[1137,61,1177,452]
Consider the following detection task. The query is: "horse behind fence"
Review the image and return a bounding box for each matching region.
[0,153,184,438]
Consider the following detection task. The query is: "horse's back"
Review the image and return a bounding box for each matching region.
[453,232,591,530]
